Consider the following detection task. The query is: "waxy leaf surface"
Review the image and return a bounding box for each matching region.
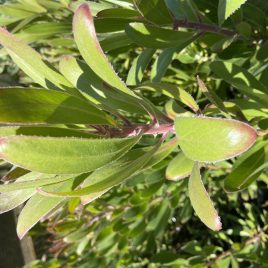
[175,116,257,162]
[0,136,140,174]
[166,151,194,181]
[0,88,113,125]
[40,138,176,198]
[188,162,221,231]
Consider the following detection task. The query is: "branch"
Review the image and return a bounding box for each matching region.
[107,123,175,137]
[173,19,237,37]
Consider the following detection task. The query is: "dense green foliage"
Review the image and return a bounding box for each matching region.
[0,0,267,267]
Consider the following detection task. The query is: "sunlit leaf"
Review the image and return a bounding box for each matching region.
[73,3,136,97]
[166,151,194,181]
[175,116,257,162]
[0,135,140,174]
[188,162,221,231]
[218,0,248,25]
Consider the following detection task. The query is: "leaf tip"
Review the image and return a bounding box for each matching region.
[0,137,7,157]
[214,216,222,231]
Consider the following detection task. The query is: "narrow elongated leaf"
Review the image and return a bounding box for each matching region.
[59,56,148,114]
[39,138,166,197]
[126,48,155,85]
[175,116,257,162]
[0,27,74,92]
[151,48,175,82]
[151,32,201,82]
[17,176,83,239]
[136,83,199,112]
[126,23,195,48]
[197,76,229,115]
[166,151,194,180]
[210,61,268,106]
[15,22,71,43]
[218,0,248,25]
[0,88,114,125]
[188,162,221,231]
[0,135,140,174]
[0,189,35,214]
[224,140,268,192]
[73,4,136,96]
[0,175,72,192]
[0,171,44,213]
[77,138,176,204]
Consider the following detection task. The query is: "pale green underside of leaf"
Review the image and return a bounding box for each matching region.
[0,88,114,125]
[39,138,176,198]
[0,135,140,174]
[0,174,73,192]
[218,0,248,25]
[175,116,257,163]
[81,138,177,203]
[188,162,221,231]
[166,151,194,181]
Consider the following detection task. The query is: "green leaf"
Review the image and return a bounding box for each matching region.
[59,56,147,114]
[97,8,139,18]
[166,151,194,180]
[126,23,195,48]
[0,88,114,125]
[0,126,99,139]
[165,99,191,120]
[78,138,175,204]
[73,4,136,97]
[224,140,268,192]
[188,162,221,231]
[210,61,268,106]
[0,135,140,174]
[16,176,84,239]
[218,0,248,25]
[0,174,73,192]
[175,116,257,162]
[150,32,202,82]
[0,189,35,214]
[133,0,172,25]
[197,76,230,116]
[0,28,74,92]
[38,138,165,197]
[126,48,155,86]
[136,82,199,113]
